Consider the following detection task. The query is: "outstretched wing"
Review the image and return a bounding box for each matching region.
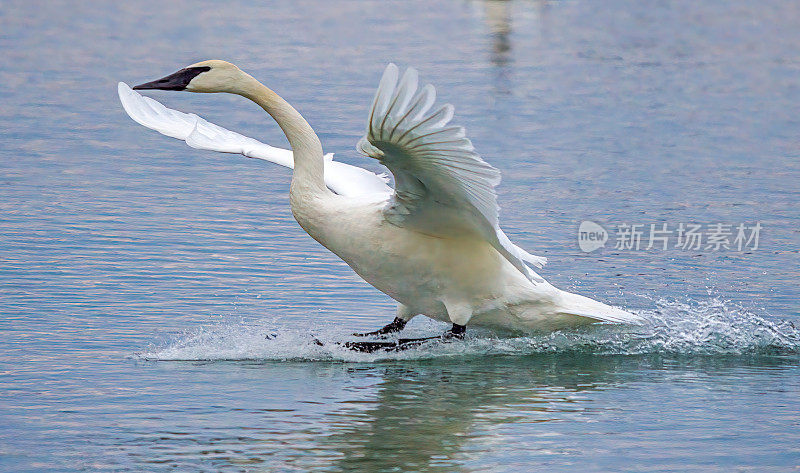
[357,64,546,282]
[118,82,391,197]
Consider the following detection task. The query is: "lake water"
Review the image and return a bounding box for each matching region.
[1,0,799,471]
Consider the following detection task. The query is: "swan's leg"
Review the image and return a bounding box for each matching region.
[443,323,467,339]
[353,304,416,337]
[442,299,470,339]
[353,317,407,337]
[343,304,466,351]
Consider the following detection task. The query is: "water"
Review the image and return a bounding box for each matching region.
[1,0,799,471]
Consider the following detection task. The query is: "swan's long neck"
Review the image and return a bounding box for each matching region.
[236,75,329,197]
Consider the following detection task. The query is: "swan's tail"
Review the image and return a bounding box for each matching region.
[556,290,643,325]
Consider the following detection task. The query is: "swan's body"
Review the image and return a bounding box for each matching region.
[122,60,641,335]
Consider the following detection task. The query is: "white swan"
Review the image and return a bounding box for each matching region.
[121,60,641,340]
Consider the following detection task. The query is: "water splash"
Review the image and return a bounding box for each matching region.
[138,297,800,362]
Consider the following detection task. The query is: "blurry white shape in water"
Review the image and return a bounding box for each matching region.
[118,60,643,344]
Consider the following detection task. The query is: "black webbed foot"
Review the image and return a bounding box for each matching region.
[343,323,467,353]
[353,317,408,337]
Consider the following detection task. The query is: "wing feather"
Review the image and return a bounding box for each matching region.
[118,82,391,197]
[357,65,547,281]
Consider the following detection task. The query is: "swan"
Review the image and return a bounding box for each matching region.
[120,60,642,342]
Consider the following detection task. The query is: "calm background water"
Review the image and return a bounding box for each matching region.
[1,0,799,471]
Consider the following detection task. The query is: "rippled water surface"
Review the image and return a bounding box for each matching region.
[1,0,799,471]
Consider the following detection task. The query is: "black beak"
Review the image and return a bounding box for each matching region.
[133,66,211,91]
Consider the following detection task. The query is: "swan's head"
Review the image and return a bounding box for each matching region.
[133,60,244,93]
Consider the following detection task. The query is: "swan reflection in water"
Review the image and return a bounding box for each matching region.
[319,356,620,471]
[114,353,797,470]
[311,354,793,471]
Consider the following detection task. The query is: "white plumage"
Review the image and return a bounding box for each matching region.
[120,61,642,334]
[358,64,547,281]
[119,82,391,197]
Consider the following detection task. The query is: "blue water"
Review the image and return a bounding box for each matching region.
[1,0,799,471]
